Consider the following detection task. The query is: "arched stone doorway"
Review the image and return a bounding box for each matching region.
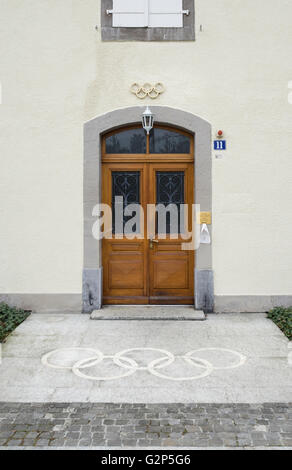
[83,106,213,312]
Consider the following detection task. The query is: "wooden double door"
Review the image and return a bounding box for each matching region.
[102,126,194,305]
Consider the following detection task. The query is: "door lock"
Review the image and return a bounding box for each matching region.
[149,238,159,249]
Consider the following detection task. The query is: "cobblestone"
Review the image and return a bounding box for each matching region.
[0,403,290,448]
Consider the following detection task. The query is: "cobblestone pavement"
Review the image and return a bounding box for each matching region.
[0,403,291,448]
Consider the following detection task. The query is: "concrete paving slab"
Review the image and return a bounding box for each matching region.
[0,312,291,403]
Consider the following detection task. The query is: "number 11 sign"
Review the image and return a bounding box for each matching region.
[214,140,226,150]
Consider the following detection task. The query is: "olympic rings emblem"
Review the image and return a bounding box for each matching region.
[130,83,165,99]
[41,347,246,382]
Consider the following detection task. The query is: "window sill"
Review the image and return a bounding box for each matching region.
[101,25,195,42]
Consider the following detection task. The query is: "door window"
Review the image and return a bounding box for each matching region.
[150,128,190,154]
[112,171,140,234]
[106,128,146,154]
[156,171,185,234]
[104,126,192,157]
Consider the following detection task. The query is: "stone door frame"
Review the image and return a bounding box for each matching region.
[83,106,213,312]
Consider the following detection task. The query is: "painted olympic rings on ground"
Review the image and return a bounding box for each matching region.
[41,347,247,382]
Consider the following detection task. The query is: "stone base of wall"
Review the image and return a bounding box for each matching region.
[195,269,214,313]
[82,268,103,313]
[0,293,291,314]
[0,294,82,313]
[214,295,292,313]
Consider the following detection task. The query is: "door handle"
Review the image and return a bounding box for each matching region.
[149,238,159,249]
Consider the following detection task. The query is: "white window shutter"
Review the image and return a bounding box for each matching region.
[110,0,148,28]
[149,0,184,28]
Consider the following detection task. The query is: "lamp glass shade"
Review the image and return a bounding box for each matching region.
[142,107,154,135]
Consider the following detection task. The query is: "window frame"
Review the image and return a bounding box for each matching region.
[101,0,195,42]
[102,124,194,163]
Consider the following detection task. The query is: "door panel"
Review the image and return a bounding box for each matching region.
[109,259,144,289]
[148,163,194,305]
[153,259,188,289]
[102,163,148,304]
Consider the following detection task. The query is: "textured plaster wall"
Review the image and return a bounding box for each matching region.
[0,0,292,295]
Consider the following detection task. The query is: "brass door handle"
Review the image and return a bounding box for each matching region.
[149,238,159,249]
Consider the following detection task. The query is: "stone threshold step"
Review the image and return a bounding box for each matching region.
[90,306,206,321]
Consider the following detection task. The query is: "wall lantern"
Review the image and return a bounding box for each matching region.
[142,106,154,135]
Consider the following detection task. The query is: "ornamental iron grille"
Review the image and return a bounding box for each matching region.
[156,171,185,234]
[112,171,140,234]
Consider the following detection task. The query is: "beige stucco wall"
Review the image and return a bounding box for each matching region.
[0,0,292,296]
